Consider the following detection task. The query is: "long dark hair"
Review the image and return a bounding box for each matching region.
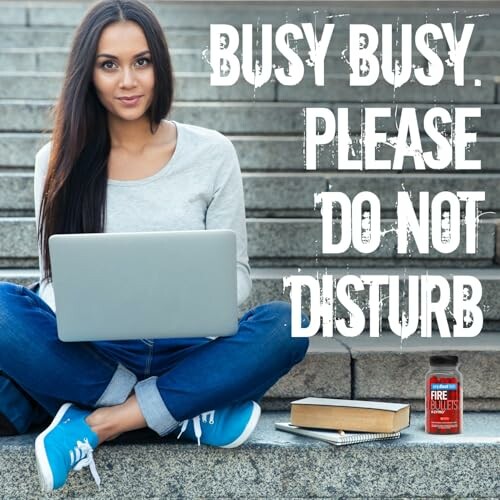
[38,0,174,285]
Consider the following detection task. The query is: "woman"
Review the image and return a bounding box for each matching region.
[0,0,309,492]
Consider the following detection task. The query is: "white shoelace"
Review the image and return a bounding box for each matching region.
[177,410,216,446]
[69,438,101,488]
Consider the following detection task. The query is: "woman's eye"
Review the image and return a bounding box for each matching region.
[99,58,150,70]
[136,57,151,67]
[101,61,116,70]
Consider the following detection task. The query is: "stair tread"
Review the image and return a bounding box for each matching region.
[3,411,499,448]
[0,411,497,497]
[4,266,500,276]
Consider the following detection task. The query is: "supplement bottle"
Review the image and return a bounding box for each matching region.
[425,355,463,434]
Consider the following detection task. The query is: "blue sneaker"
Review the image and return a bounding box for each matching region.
[176,400,261,448]
[35,403,101,491]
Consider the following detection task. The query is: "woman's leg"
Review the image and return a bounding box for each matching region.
[129,300,309,436]
[83,300,309,443]
[0,370,51,434]
[0,282,137,417]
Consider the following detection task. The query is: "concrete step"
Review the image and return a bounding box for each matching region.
[203,135,500,171]
[3,101,500,136]
[247,267,500,323]
[2,2,500,30]
[0,26,210,49]
[3,171,500,218]
[0,71,496,103]
[3,172,325,217]
[277,75,496,103]
[265,335,351,404]
[4,47,500,76]
[0,217,496,268]
[2,23,500,55]
[4,267,500,323]
[2,132,500,171]
[245,172,500,217]
[337,332,500,409]
[0,411,498,498]
[267,333,500,411]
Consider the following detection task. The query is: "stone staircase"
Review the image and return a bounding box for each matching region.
[0,1,499,497]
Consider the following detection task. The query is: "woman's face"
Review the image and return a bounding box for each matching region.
[93,21,155,122]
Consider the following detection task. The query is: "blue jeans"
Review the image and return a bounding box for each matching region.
[0,282,309,436]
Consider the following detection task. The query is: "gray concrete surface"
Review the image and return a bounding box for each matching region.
[0,217,495,266]
[3,133,500,171]
[0,411,497,498]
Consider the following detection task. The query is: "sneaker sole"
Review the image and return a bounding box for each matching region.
[35,402,73,492]
[220,401,261,449]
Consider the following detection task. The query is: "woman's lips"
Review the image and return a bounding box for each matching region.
[117,96,142,106]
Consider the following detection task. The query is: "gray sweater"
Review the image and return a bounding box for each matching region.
[34,121,252,313]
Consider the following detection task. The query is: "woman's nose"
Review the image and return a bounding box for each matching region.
[120,67,137,87]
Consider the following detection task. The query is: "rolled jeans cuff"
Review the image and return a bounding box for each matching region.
[134,376,179,437]
[95,363,137,407]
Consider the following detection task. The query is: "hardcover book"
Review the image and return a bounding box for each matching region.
[290,397,411,433]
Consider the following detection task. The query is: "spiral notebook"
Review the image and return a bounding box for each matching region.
[275,422,401,446]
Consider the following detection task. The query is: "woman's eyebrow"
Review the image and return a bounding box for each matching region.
[96,50,151,59]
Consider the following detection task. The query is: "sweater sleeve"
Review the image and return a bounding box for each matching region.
[205,137,252,306]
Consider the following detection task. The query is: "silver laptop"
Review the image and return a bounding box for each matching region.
[48,229,238,342]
